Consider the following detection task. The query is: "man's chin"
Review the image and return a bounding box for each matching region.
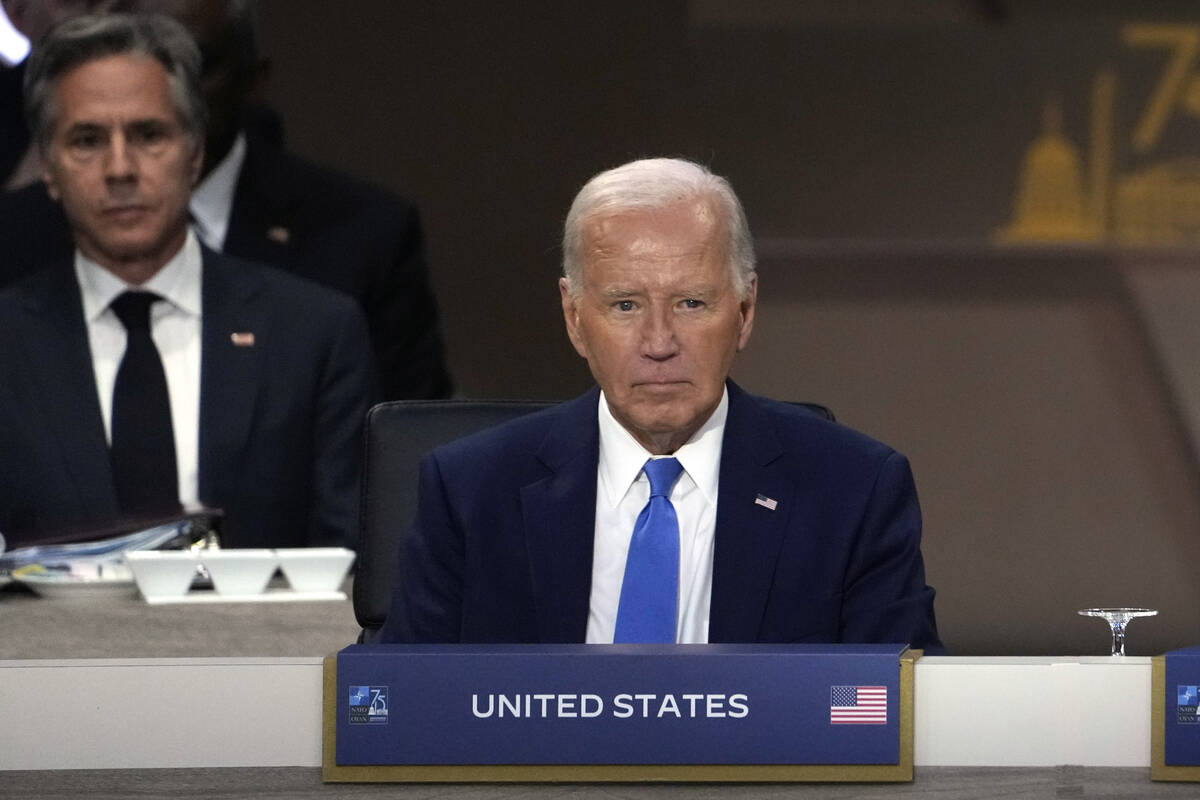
[93,225,180,256]
[96,239,156,261]
[617,400,707,445]
[82,234,178,277]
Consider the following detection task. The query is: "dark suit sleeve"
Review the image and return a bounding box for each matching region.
[840,452,943,653]
[378,451,464,642]
[307,301,377,547]
[363,204,453,401]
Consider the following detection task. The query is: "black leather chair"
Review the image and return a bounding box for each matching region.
[354,399,552,641]
[353,398,834,642]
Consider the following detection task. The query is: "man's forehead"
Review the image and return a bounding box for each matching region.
[581,201,729,277]
[54,54,177,120]
[585,200,720,240]
[586,237,719,274]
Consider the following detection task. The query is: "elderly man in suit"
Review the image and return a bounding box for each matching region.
[0,13,374,548]
[379,158,942,651]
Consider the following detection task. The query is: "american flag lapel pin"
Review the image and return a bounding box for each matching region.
[230,332,255,347]
[754,493,778,511]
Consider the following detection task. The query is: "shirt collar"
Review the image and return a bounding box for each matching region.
[596,386,728,509]
[75,228,204,322]
[189,131,246,250]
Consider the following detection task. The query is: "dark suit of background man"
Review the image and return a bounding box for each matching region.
[0,0,453,400]
[0,13,374,548]
[379,158,943,651]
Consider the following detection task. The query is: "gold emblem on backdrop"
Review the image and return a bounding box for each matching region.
[998,24,1200,245]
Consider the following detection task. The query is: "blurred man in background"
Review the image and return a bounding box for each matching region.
[0,0,452,400]
[0,13,374,547]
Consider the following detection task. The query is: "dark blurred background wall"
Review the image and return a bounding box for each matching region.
[257,0,1200,655]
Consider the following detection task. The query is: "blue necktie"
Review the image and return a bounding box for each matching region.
[614,457,684,643]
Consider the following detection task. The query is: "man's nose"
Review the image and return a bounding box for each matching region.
[104,134,137,182]
[641,306,679,360]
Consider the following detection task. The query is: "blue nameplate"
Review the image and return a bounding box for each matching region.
[1165,646,1200,766]
[334,643,906,767]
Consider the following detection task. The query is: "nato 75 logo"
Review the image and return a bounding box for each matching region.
[349,685,388,724]
[1178,685,1199,725]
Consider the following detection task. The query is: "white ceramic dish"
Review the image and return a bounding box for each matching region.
[200,549,279,596]
[125,551,200,599]
[275,547,355,593]
[142,588,346,605]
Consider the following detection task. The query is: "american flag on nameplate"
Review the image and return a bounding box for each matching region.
[829,685,887,724]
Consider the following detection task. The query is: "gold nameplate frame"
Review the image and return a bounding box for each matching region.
[322,649,918,783]
[1151,655,1200,781]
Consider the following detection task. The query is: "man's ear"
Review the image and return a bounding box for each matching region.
[41,154,60,201]
[560,277,589,359]
[735,275,757,352]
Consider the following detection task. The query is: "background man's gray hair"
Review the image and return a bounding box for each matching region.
[24,12,207,152]
[561,157,757,299]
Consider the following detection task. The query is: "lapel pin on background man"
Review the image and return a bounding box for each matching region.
[380,157,942,652]
[0,13,374,547]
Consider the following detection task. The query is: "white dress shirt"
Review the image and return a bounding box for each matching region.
[585,388,728,644]
[189,132,246,251]
[75,231,203,509]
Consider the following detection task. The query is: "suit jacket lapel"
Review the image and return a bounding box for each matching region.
[708,382,795,642]
[520,389,601,642]
[18,264,118,518]
[197,250,263,505]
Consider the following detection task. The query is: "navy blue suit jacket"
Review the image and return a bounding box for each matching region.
[379,382,942,651]
[0,249,375,549]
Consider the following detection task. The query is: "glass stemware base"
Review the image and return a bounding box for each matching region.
[1078,607,1158,656]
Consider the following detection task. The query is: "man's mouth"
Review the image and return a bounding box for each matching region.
[101,204,150,221]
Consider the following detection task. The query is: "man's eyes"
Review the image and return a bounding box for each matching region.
[128,124,169,145]
[68,129,104,149]
[65,124,172,150]
[610,298,706,312]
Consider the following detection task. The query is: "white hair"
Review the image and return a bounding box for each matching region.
[561,157,756,299]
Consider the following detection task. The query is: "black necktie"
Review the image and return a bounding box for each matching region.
[109,291,181,517]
